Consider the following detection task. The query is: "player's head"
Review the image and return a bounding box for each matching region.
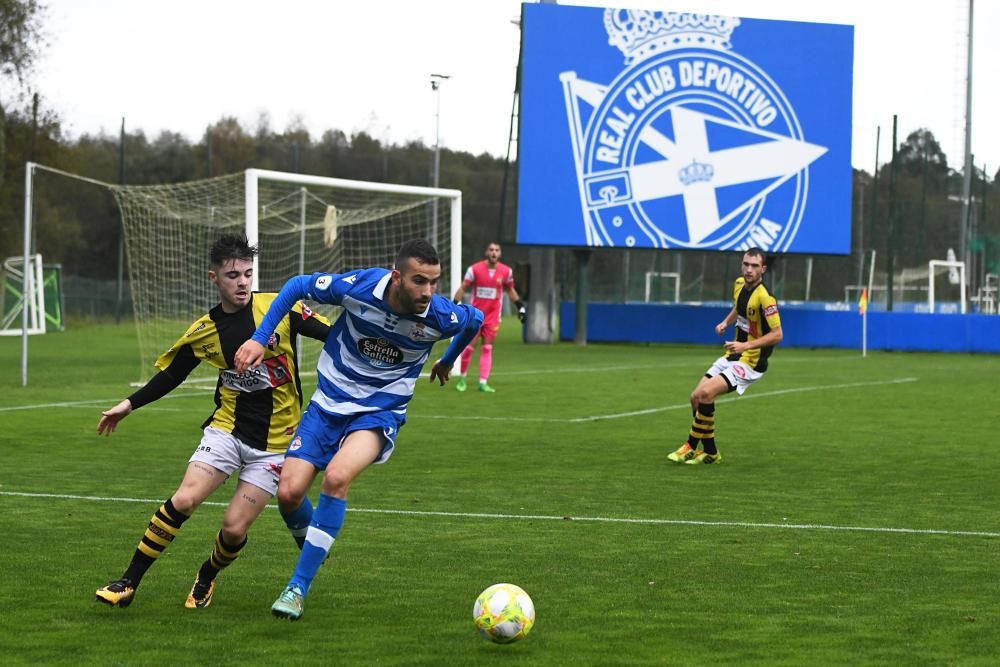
[742,247,767,287]
[484,241,502,265]
[209,233,258,312]
[390,239,441,314]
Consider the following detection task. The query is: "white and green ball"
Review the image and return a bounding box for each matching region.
[473,583,535,644]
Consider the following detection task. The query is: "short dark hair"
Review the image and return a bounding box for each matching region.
[210,233,258,268]
[395,239,440,269]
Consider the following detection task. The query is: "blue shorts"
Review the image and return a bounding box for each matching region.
[285,404,405,470]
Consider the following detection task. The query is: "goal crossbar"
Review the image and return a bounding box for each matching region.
[244,169,462,294]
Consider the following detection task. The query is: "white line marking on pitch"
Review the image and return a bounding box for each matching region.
[413,377,919,423]
[0,490,993,539]
[485,354,856,377]
[569,377,919,422]
[0,388,213,413]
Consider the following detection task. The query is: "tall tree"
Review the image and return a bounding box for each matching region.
[0,0,45,185]
[897,128,948,181]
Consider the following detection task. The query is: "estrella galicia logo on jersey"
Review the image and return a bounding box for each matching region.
[561,11,827,251]
[357,337,404,368]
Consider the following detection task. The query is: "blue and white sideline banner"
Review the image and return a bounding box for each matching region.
[517,4,854,254]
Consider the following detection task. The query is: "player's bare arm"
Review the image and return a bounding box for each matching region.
[234,340,266,372]
[452,284,467,303]
[97,399,133,435]
[716,306,737,336]
[725,325,783,354]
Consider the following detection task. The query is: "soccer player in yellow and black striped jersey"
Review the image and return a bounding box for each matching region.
[668,248,784,464]
[95,234,330,609]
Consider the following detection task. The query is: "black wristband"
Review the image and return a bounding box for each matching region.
[515,300,525,310]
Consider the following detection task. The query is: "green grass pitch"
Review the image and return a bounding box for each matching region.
[1,322,998,665]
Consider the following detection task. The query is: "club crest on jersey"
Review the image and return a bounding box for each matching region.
[357,337,404,368]
[299,302,314,319]
[267,332,281,350]
[408,322,427,340]
[562,11,827,251]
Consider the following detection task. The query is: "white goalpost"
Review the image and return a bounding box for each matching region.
[2,254,45,337]
[20,162,462,385]
[643,271,680,303]
[928,259,966,314]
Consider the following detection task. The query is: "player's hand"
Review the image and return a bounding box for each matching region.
[724,340,748,355]
[517,306,526,322]
[715,321,728,336]
[97,399,132,435]
[429,360,451,386]
[234,340,266,372]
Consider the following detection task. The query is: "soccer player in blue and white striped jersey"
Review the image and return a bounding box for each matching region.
[234,239,483,621]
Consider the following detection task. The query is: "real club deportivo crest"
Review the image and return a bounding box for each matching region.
[561,10,828,251]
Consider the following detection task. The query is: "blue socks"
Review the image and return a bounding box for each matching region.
[279,496,314,549]
[289,493,346,595]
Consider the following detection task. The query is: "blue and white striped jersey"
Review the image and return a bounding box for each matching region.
[251,268,483,417]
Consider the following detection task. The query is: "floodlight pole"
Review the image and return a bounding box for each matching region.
[960,0,974,272]
[430,74,450,248]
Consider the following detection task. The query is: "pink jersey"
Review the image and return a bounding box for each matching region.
[463,260,514,326]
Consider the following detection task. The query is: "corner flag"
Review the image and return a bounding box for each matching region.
[859,287,869,357]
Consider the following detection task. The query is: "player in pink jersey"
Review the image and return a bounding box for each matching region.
[451,241,525,393]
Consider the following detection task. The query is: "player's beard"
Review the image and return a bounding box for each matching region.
[390,283,427,314]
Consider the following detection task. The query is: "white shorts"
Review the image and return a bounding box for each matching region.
[706,356,764,396]
[188,426,284,496]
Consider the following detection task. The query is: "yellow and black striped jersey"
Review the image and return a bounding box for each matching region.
[154,293,330,452]
[728,277,781,372]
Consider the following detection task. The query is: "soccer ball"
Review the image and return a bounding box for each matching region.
[473,583,535,644]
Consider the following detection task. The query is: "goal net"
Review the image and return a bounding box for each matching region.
[19,165,460,383]
[110,168,461,381]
